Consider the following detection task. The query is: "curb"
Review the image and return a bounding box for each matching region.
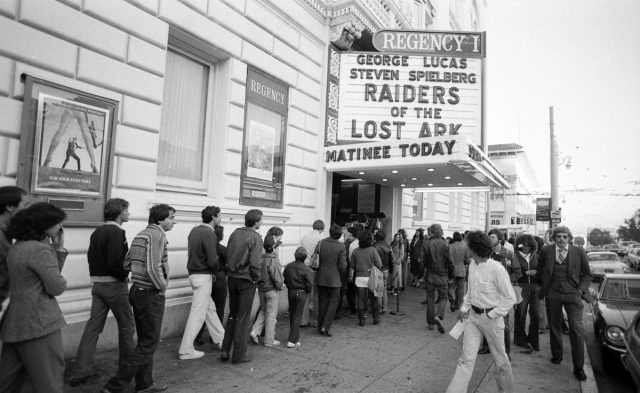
[581,341,599,393]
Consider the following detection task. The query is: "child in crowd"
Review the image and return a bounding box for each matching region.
[250,236,284,347]
[283,247,314,348]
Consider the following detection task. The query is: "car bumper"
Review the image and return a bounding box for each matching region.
[600,340,627,355]
[621,353,640,389]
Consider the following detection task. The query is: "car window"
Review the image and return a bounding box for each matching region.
[588,253,621,263]
[603,279,640,301]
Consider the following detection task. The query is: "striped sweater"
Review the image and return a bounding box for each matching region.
[127,224,169,292]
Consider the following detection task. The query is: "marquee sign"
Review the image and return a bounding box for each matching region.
[372,30,486,58]
[334,52,482,147]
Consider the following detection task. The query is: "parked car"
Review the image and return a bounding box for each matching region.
[603,244,628,258]
[629,249,640,270]
[622,310,640,391]
[588,251,630,279]
[590,274,640,368]
[620,241,640,252]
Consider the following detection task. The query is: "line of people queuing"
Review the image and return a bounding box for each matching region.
[0,184,592,393]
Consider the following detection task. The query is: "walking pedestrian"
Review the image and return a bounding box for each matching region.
[178,206,225,360]
[422,223,454,333]
[101,204,175,393]
[315,224,347,336]
[445,231,516,393]
[513,234,541,352]
[344,226,359,317]
[447,231,470,312]
[70,198,134,385]
[220,209,263,364]
[536,225,592,381]
[250,235,284,347]
[284,247,314,347]
[0,203,67,393]
[352,230,382,326]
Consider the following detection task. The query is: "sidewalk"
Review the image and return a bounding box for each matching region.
[63,286,593,393]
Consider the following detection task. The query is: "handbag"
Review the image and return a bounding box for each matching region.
[309,241,321,270]
[368,265,384,297]
[513,285,523,304]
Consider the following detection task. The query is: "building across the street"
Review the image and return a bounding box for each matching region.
[0,0,508,355]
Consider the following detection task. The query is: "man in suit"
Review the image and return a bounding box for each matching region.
[536,225,592,381]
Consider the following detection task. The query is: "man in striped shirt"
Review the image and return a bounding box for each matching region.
[102,204,176,393]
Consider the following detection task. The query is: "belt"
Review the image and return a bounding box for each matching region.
[471,305,494,315]
[132,285,161,294]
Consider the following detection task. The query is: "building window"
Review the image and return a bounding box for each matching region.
[413,191,424,220]
[157,48,213,191]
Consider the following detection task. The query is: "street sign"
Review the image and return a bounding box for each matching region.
[550,210,561,220]
[536,198,551,221]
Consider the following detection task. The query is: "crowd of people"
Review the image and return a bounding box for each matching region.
[0,185,593,393]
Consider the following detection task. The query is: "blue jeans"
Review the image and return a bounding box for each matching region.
[287,289,307,343]
[514,283,541,349]
[73,282,135,377]
[104,286,165,393]
[221,277,256,362]
[425,274,448,325]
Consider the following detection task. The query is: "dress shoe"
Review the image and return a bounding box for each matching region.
[358,320,365,326]
[320,328,332,337]
[427,324,434,330]
[573,369,587,381]
[69,372,101,386]
[434,316,445,334]
[514,341,530,349]
[231,356,252,365]
[421,299,429,304]
[478,347,491,355]
[136,383,168,392]
[220,352,230,362]
[551,356,562,364]
[373,320,380,325]
[250,331,259,344]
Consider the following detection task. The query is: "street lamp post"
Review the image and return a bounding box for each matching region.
[550,106,559,229]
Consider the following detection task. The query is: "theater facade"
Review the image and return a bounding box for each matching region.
[0,0,503,355]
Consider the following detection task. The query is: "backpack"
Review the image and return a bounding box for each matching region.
[368,265,385,297]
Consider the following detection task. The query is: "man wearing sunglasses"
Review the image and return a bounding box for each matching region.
[536,225,593,381]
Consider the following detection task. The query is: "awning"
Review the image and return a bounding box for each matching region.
[323,135,510,190]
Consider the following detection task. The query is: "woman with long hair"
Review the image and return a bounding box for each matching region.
[390,232,405,295]
[351,230,382,326]
[409,228,425,287]
[0,202,68,393]
[398,229,410,290]
[513,234,541,351]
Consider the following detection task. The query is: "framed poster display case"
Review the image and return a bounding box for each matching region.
[239,67,289,209]
[16,75,119,226]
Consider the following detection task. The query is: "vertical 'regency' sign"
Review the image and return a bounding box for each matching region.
[240,67,288,209]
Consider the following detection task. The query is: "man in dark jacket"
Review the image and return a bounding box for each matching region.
[71,198,134,386]
[373,231,393,313]
[220,209,263,364]
[178,206,224,360]
[422,223,454,333]
[315,224,347,336]
[536,225,592,381]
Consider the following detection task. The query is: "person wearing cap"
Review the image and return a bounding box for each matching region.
[445,231,516,393]
[536,225,592,381]
[421,223,455,333]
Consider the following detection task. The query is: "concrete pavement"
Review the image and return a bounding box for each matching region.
[63,286,594,393]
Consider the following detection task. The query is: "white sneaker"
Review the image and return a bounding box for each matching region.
[265,340,281,347]
[286,341,296,348]
[250,331,259,344]
[179,350,205,360]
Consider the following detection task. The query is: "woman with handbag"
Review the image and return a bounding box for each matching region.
[351,230,382,326]
[0,203,68,393]
[315,224,347,336]
[513,234,541,351]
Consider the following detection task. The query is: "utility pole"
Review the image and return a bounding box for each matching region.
[549,106,559,229]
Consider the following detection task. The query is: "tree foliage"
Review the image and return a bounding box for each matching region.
[618,208,640,242]
[574,236,585,247]
[587,228,612,246]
